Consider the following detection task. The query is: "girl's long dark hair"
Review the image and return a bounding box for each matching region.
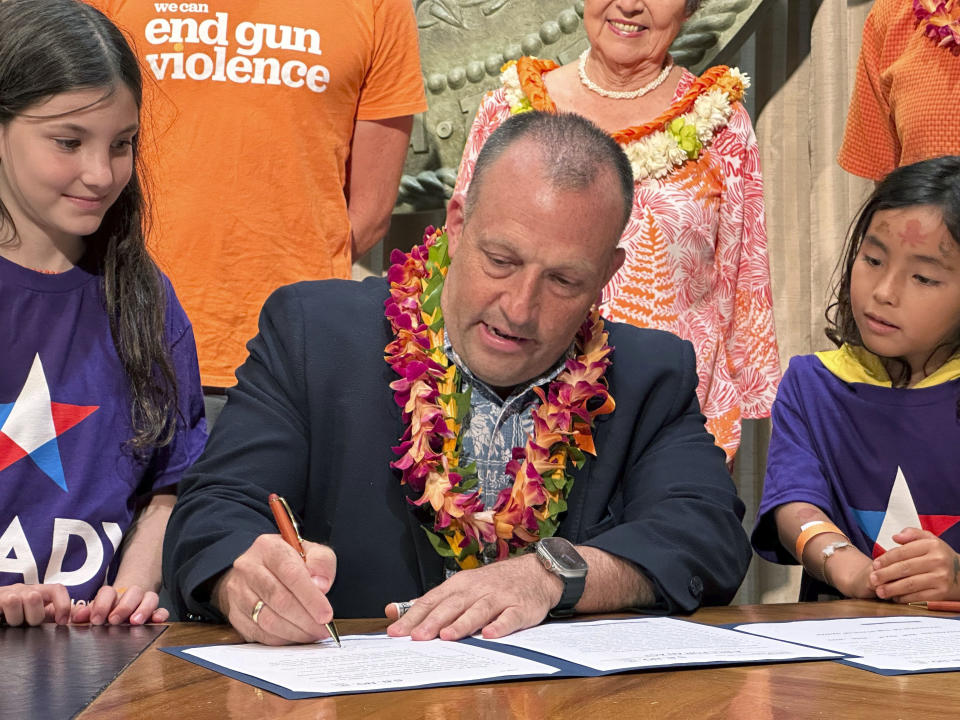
[825,155,960,387]
[0,0,177,450]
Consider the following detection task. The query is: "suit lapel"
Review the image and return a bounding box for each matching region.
[562,411,613,540]
[383,360,445,593]
[400,486,446,593]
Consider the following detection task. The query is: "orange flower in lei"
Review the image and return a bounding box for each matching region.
[610,66,742,144]
[384,227,615,569]
[515,57,559,112]
[513,57,741,143]
[507,58,748,181]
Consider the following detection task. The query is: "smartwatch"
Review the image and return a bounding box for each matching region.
[535,537,588,617]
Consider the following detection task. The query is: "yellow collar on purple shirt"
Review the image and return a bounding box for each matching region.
[816,344,960,388]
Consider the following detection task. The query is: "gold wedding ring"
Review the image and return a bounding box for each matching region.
[251,599,265,624]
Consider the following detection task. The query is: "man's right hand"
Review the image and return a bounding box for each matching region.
[213,534,337,645]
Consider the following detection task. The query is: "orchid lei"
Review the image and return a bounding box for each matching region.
[384,227,615,569]
[914,0,960,52]
[501,58,750,181]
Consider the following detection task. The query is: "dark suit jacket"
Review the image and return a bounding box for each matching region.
[163,278,750,620]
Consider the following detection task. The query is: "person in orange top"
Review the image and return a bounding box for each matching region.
[839,0,960,181]
[95,0,427,390]
[452,0,780,461]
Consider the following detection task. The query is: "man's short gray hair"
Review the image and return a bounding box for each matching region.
[464,111,634,237]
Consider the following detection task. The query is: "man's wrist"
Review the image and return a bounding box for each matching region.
[533,538,588,616]
[524,551,564,609]
[210,570,232,616]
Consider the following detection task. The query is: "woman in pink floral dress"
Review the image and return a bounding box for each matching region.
[451,0,780,461]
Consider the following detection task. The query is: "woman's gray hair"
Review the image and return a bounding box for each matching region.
[685,0,703,15]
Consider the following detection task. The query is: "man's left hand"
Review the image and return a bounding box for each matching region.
[384,553,563,641]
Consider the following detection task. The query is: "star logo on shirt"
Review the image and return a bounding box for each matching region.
[0,354,98,492]
[851,466,960,558]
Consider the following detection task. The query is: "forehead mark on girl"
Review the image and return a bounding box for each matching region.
[899,218,929,249]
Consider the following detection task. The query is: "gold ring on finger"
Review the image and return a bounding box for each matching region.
[251,599,265,624]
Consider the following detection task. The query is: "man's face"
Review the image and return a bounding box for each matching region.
[441,144,626,395]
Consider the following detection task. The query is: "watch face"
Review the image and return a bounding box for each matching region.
[540,537,588,572]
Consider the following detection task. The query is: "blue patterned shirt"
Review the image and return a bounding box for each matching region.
[443,337,567,561]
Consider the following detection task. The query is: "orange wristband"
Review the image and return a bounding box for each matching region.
[795,521,847,561]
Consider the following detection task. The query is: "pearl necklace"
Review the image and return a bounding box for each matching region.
[577,49,673,100]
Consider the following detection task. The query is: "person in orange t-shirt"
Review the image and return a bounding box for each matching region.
[839,0,960,181]
[96,0,427,390]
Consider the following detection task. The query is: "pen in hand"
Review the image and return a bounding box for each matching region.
[268,493,342,647]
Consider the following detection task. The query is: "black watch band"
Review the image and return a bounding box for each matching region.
[548,573,586,618]
[536,537,588,618]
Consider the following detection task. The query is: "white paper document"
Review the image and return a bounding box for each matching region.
[734,616,960,672]
[482,617,839,671]
[184,633,558,694]
[178,617,842,697]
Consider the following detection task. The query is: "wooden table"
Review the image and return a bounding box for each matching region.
[78,600,960,719]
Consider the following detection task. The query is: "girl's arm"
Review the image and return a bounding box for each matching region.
[774,501,877,599]
[73,493,175,625]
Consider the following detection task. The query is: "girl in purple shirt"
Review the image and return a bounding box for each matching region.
[0,0,206,627]
[753,156,960,603]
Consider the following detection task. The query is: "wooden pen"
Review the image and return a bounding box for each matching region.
[268,493,341,647]
[908,601,960,613]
